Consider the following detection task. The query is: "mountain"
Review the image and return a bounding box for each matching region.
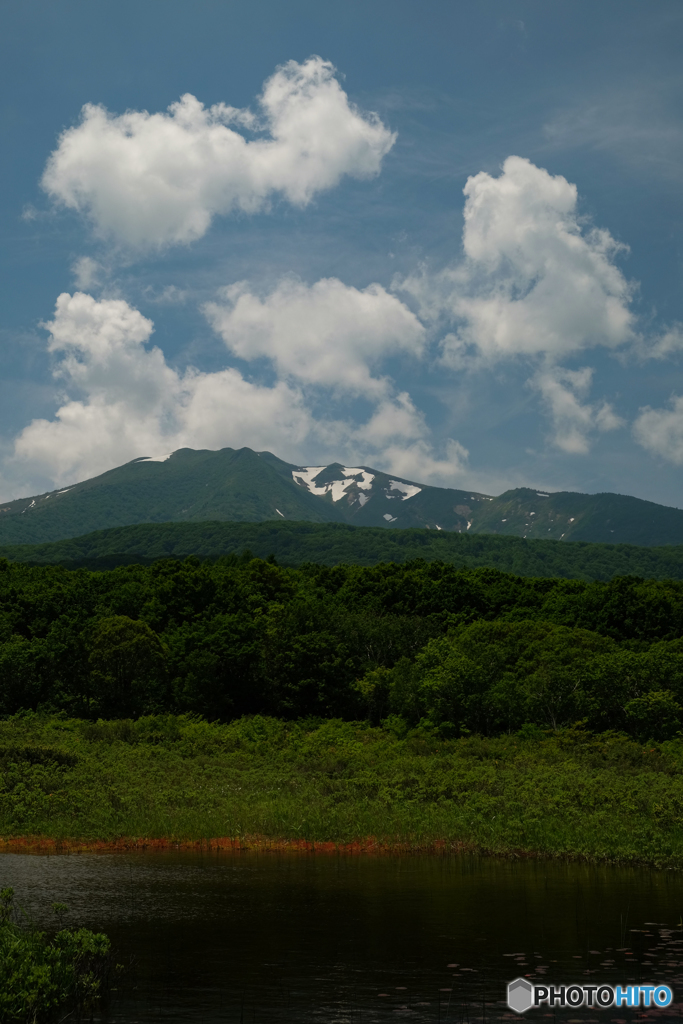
[1,445,683,547]
[468,486,683,547]
[4,520,683,581]
[0,446,489,545]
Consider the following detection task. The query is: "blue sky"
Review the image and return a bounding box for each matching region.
[2,0,683,505]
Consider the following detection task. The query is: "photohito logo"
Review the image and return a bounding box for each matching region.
[507,978,673,1013]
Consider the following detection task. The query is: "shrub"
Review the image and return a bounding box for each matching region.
[0,888,113,1023]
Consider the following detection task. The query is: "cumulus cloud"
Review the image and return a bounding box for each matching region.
[394,156,640,454]
[533,366,624,454]
[398,156,636,366]
[376,439,470,486]
[204,277,424,397]
[7,292,454,492]
[357,392,428,444]
[11,293,317,485]
[41,57,395,250]
[633,397,683,464]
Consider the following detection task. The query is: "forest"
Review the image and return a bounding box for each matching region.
[3,553,683,741]
[6,519,683,580]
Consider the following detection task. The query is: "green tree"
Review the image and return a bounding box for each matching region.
[88,615,167,717]
[625,690,683,742]
[0,637,45,716]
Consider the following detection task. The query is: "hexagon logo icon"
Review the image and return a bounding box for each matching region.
[508,977,533,1014]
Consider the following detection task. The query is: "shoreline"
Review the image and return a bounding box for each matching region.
[3,716,683,871]
[0,834,480,856]
[1,834,679,868]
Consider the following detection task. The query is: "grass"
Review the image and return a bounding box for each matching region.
[2,714,683,867]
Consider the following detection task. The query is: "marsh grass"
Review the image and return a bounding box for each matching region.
[2,713,683,867]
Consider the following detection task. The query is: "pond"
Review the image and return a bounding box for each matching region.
[2,850,683,1022]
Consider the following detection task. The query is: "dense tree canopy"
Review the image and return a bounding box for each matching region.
[2,554,683,739]
[6,520,683,581]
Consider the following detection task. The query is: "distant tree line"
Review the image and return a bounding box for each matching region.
[5,519,683,581]
[3,554,683,739]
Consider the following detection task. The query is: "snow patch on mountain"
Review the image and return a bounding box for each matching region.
[346,469,374,491]
[388,480,421,500]
[293,466,375,503]
[293,467,325,489]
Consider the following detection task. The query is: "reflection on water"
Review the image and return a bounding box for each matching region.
[1,850,683,1022]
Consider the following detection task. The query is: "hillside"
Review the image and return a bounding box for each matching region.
[471,486,683,546]
[0,448,338,544]
[0,447,488,545]
[2,445,683,547]
[4,519,683,581]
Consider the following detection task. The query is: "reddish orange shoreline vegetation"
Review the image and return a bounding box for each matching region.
[0,834,483,856]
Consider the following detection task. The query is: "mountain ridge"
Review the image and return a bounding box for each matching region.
[1,445,682,547]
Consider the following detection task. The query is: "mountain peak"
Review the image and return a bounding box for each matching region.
[1,447,682,547]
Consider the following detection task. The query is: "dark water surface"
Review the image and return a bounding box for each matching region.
[2,850,683,1022]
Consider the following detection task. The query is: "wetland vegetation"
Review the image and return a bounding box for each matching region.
[2,714,683,867]
[3,555,683,864]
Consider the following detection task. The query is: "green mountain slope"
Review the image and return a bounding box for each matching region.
[4,519,683,581]
[2,446,683,547]
[0,448,340,544]
[0,447,489,545]
[469,487,683,546]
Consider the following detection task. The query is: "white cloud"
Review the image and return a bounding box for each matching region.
[533,366,624,455]
[375,438,470,487]
[357,392,428,444]
[11,293,317,485]
[204,277,424,397]
[642,324,683,360]
[41,57,395,250]
[394,156,639,455]
[398,156,636,366]
[6,292,454,493]
[633,396,683,464]
[71,256,104,291]
[340,392,470,486]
